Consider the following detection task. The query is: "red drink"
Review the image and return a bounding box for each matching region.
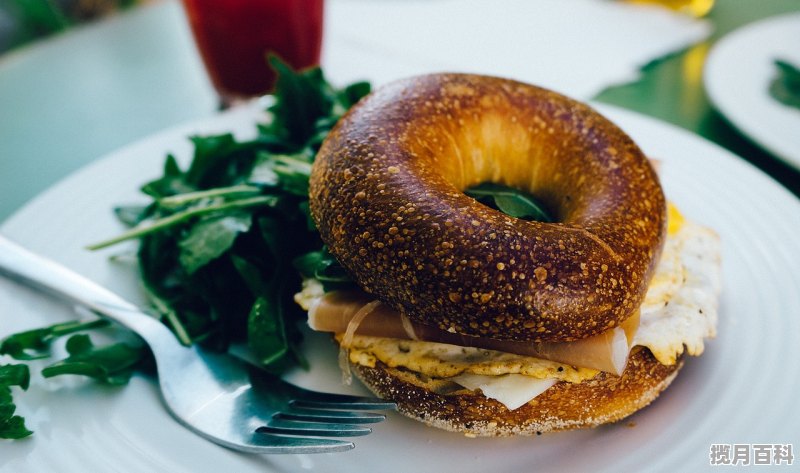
[181,0,324,106]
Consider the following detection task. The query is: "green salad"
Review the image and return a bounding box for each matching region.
[0,59,552,439]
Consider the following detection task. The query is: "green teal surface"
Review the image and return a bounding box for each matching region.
[0,2,218,223]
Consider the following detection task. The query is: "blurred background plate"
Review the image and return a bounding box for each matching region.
[704,12,800,170]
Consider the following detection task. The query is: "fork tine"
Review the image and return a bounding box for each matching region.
[290,394,397,411]
[258,419,372,437]
[291,399,398,411]
[247,431,355,454]
[276,407,387,424]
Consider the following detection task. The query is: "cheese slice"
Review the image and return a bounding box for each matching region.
[450,373,557,410]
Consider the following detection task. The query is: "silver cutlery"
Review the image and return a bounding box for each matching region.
[0,235,395,453]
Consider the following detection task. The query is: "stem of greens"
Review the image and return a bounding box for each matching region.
[143,287,193,346]
[157,185,263,209]
[87,196,277,250]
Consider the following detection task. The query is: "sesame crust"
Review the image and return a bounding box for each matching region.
[310,74,666,342]
[351,347,682,437]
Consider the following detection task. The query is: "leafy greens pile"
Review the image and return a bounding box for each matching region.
[0,59,365,438]
[0,59,554,439]
[88,58,368,372]
[90,59,551,374]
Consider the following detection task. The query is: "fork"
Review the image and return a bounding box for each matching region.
[0,235,395,453]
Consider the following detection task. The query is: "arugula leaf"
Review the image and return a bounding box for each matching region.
[769,59,800,110]
[247,296,289,367]
[184,134,247,188]
[338,81,372,108]
[0,364,32,439]
[113,205,150,227]
[251,151,313,196]
[465,182,553,222]
[293,248,353,291]
[297,201,315,231]
[263,57,371,150]
[293,249,337,280]
[0,364,29,389]
[41,334,147,385]
[179,213,253,274]
[243,217,307,370]
[0,319,109,360]
[141,154,193,198]
[0,406,33,439]
[265,56,337,148]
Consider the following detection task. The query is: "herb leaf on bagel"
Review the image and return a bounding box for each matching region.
[464,182,554,222]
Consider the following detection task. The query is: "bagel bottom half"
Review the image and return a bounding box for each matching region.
[350,347,683,437]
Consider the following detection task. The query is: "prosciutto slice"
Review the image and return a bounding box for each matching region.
[308,291,638,375]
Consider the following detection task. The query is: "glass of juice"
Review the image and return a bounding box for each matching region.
[181,0,324,108]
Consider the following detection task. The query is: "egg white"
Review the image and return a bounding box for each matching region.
[635,217,721,365]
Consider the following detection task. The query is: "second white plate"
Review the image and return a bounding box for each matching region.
[704,12,800,170]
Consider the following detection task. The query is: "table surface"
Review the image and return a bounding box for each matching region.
[1,0,799,223]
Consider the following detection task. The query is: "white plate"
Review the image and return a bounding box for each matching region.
[704,13,800,170]
[1,104,799,472]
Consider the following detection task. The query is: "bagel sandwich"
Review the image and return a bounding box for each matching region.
[299,74,721,436]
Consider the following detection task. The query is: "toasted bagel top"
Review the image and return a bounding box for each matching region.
[310,74,666,342]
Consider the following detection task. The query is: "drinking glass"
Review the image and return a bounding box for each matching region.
[181,0,324,108]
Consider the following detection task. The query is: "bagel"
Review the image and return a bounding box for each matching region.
[304,73,720,436]
[310,73,666,343]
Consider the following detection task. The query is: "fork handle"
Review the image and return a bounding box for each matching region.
[0,234,182,351]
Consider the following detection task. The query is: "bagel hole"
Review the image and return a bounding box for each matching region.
[464,182,555,223]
